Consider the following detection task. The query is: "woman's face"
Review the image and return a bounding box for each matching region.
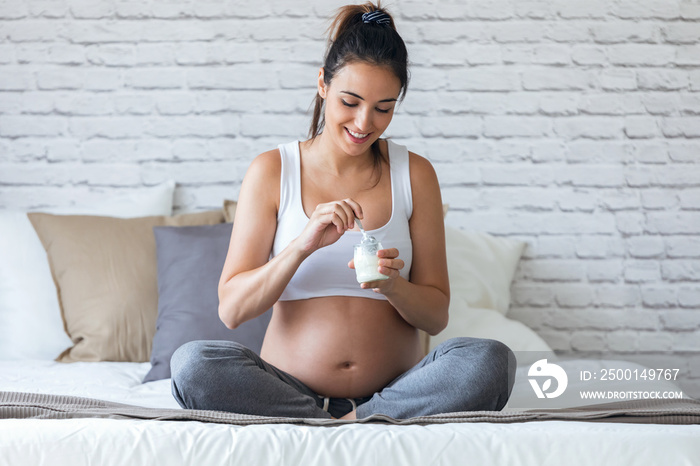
[318,61,401,156]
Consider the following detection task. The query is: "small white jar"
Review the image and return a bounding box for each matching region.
[353,240,389,284]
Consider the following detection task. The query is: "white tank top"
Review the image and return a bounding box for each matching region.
[272,140,413,301]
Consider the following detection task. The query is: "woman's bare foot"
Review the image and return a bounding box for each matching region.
[339,410,357,420]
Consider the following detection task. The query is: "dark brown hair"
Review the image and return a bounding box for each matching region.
[309,2,409,167]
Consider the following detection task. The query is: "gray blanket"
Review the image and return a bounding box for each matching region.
[2,391,700,426]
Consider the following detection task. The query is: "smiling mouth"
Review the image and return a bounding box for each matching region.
[345,127,371,143]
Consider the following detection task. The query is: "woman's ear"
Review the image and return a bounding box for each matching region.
[317,67,327,99]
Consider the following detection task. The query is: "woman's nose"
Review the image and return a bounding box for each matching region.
[354,107,372,131]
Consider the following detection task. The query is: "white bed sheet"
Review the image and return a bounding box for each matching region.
[2,361,700,466]
[2,417,699,466]
[0,360,179,409]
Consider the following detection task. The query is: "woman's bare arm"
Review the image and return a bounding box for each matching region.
[217,150,299,329]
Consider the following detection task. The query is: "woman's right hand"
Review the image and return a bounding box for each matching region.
[295,198,363,256]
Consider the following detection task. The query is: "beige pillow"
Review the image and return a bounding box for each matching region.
[223,199,237,223]
[28,210,225,363]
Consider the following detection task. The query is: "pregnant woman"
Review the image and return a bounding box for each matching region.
[171,1,515,420]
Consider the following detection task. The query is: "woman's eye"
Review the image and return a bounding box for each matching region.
[341,99,391,113]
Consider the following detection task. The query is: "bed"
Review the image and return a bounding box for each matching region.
[2,182,699,466]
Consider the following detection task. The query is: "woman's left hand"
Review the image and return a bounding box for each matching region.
[348,248,404,294]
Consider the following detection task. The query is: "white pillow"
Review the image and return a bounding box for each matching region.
[0,181,175,361]
[444,227,525,314]
[430,227,553,359]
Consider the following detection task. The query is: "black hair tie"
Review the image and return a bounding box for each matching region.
[362,11,391,25]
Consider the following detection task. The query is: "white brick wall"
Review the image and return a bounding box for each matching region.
[1,0,699,389]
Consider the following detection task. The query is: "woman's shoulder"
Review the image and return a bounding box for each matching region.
[238,148,283,214]
[405,150,444,225]
[385,139,431,169]
[407,150,438,186]
[245,147,282,183]
[253,147,282,167]
[385,139,438,191]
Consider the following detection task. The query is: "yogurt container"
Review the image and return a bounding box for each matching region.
[353,237,389,284]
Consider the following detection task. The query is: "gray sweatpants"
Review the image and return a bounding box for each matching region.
[170,337,516,420]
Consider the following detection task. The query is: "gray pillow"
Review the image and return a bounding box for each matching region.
[143,223,272,383]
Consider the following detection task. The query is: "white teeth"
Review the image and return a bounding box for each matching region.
[347,129,369,139]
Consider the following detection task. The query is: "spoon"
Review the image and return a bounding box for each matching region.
[355,216,367,238]
[355,217,376,244]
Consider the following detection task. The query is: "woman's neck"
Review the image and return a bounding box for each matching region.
[304,132,375,177]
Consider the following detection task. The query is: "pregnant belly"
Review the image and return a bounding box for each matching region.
[260,296,423,398]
